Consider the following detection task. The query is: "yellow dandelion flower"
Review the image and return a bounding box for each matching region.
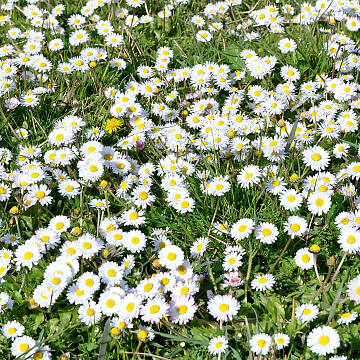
[104,118,123,134]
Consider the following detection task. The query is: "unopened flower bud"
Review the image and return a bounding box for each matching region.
[152,259,161,269]
[100,180,108,188]
[327,256,336,267]
[309,244,321,254]
[71,226,82,236]
[9,206,19,215]
[290,173,299,183]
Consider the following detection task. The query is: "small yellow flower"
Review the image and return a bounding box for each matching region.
[110,327,121,337]
[100,180,108,188]
[71,226,82,236]
[152,259,161,269]
[9,206,19,215]
[309,244,321,254]
[102,249,110,258]
[137,329,148,341]
[289,173,299,183]
[104,118,123,134]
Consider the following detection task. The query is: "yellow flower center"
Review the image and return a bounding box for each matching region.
[318,336,329,345]
[150,305,160,314]
[219,304,229,312]
[178,305,188,314]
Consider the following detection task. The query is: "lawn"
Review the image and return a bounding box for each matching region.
[0,0,360,359]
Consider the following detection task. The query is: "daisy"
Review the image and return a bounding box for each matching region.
[284,216,308,238]
[137,277,160,299]
[77,233,103,259]
[2,321,25,339]
[307,192,331,215]
[346,162,360,180]
[337,311,357,325]
[11,336,36,358]
[255,222,279,244]
[28,184,53,206]
[196,31,212,42]
[173,197,195,214]
[172,260,193,281]
[131,185,155,208]
[280,65,301,82]
[274,333,290,350]
[119,293,142,320]
[78,160,104,182]
[60,241,81,258]
[89,198,107,211]
[159,245,184,269]
[303,146,330,171]
[338,228,360,253]
[295,248,314,270]
[249,333,272,356]
[230,218,255,240]
[251,274,275,291]
[208,336,228,355]
[169,296,197,324]
[140,296,169,324]
[98,261,123,285]
[123,230,147,253]
[119,208,146,227]
[335,212,352,230]
[14,243,42,269]
[98,291,122,316]
[66,284,91,305]
[58,180,81,198]
[78,301,102,325]
[278,38,297,53]
[347,274,360,304]
[77,272,101,295]
[207,294,240,322]
[190,237,209,257]
[223,252,243,271]
[280,189,303,211]
[295,303,319,323]
[207,177,231,196]
[307,326,340,356]
[106,229,125,247]
[237,165,261,189]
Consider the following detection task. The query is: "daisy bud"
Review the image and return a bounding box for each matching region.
[100,180,108,188]
[89,61,97,68]
[137,329,148,341]
[182,110,188,116]
[309,244,321,254]
[27,298,38,310]
[101,249,110,258]
[71,226,82,236]
[110,327,121,338]
[289,173,299,183]
[152,258,161,269]
[327,256,336,267]
[136,140,145,150]
[227,130,235,138]
[58,355,70,360]
[9,206,19,215]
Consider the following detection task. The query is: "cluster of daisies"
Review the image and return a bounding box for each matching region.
[1,0,360,358]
